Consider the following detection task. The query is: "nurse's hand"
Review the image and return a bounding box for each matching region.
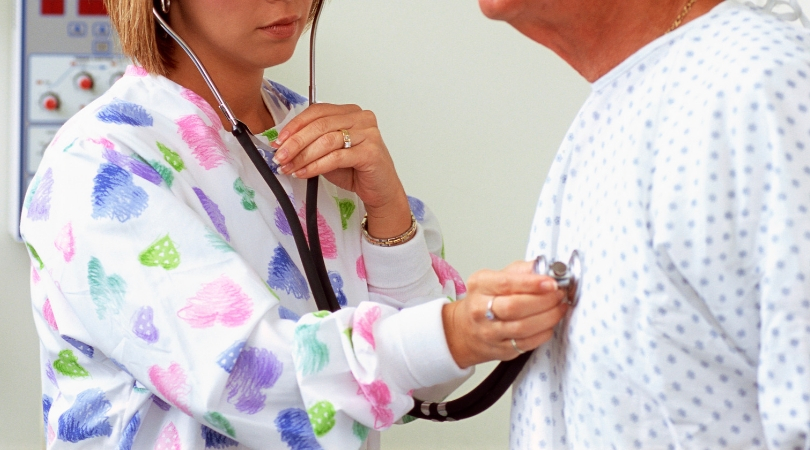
[442,260,568,369]
[272,103,411,239]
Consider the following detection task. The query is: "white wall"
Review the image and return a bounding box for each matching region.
[0,0,591,448]
[0,0,47,448]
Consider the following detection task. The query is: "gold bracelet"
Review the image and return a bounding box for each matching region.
[361,213,418,247]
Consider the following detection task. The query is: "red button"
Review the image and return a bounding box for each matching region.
[42,94,60,111]
[76,73,94,90]
[41,0,65,15]
[78,0,107,15]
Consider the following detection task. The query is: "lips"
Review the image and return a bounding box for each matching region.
[260,16,299,39]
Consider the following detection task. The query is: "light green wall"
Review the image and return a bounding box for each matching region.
[1,0,46,448]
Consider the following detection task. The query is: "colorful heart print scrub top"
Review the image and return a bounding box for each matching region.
[20,65,470,450]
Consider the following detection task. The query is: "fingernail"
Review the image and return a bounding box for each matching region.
[272,149,287,165]
[541,280,557,290]
[293,168,306,178]
[276,131,289,144]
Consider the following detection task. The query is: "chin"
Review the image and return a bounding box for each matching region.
[478,0,523,20]
[258,46,298,70]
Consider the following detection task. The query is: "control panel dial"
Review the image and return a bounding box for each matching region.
[39,92,60,111]
[75,72,94,90]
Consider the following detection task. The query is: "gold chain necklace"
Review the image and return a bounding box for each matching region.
[668,0,698,32]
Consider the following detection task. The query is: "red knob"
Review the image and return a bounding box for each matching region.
[41,93,60,111]
[76,73,94,90]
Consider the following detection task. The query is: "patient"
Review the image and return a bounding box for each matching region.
[478,0,810,447]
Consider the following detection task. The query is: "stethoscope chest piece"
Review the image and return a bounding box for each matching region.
[533,250,582,306]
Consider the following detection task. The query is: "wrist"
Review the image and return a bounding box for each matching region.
[361,213,417,247]
[364,192,412,239]
[442,302,474,369]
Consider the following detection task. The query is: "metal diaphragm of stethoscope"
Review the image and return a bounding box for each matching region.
[152,1,582,424]
[534,250,582,306]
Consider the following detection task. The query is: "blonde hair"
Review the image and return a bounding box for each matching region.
[104,0,325,76]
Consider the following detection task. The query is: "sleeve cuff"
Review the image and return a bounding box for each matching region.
[376,298,471,394]
[361,224,434,290]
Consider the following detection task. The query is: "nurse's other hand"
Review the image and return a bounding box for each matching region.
[442,260,568,369]
[272,103,405,216]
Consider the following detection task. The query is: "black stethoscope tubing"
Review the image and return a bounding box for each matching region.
[237,111,536,422]
[231,123,341,313]
[152,2,526,423]
[235,117,529,421]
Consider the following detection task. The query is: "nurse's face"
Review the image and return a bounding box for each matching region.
[168,0,314,71]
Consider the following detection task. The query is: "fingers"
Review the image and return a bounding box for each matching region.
[467,268,558,298]
[448,298,567,367]
[507,329,556,358]
[485,290,565,322]
[477,297,566,343]
[275,103,363,145]
[480,303,566,362]
[444,287,569,368]
[496,302,568,340]
[442,262,573,367]
[274,105,373,166]
[278,127,370,178]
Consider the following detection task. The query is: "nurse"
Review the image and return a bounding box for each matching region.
[20,0,567,448]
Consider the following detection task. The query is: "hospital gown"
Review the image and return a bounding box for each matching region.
[512,2,810,448]
[20,66,469,450]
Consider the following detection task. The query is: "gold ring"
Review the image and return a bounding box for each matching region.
[510,338,525,354]
[341,129,351,149]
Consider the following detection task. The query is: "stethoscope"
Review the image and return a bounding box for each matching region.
[152,3,340,313]
[152,2,582,423]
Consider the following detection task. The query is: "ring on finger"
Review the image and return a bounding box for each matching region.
[341,129,352,149]
[485,296,498,321]
[510,338,526,354]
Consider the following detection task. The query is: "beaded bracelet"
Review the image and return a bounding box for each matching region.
[361,213,417,247]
